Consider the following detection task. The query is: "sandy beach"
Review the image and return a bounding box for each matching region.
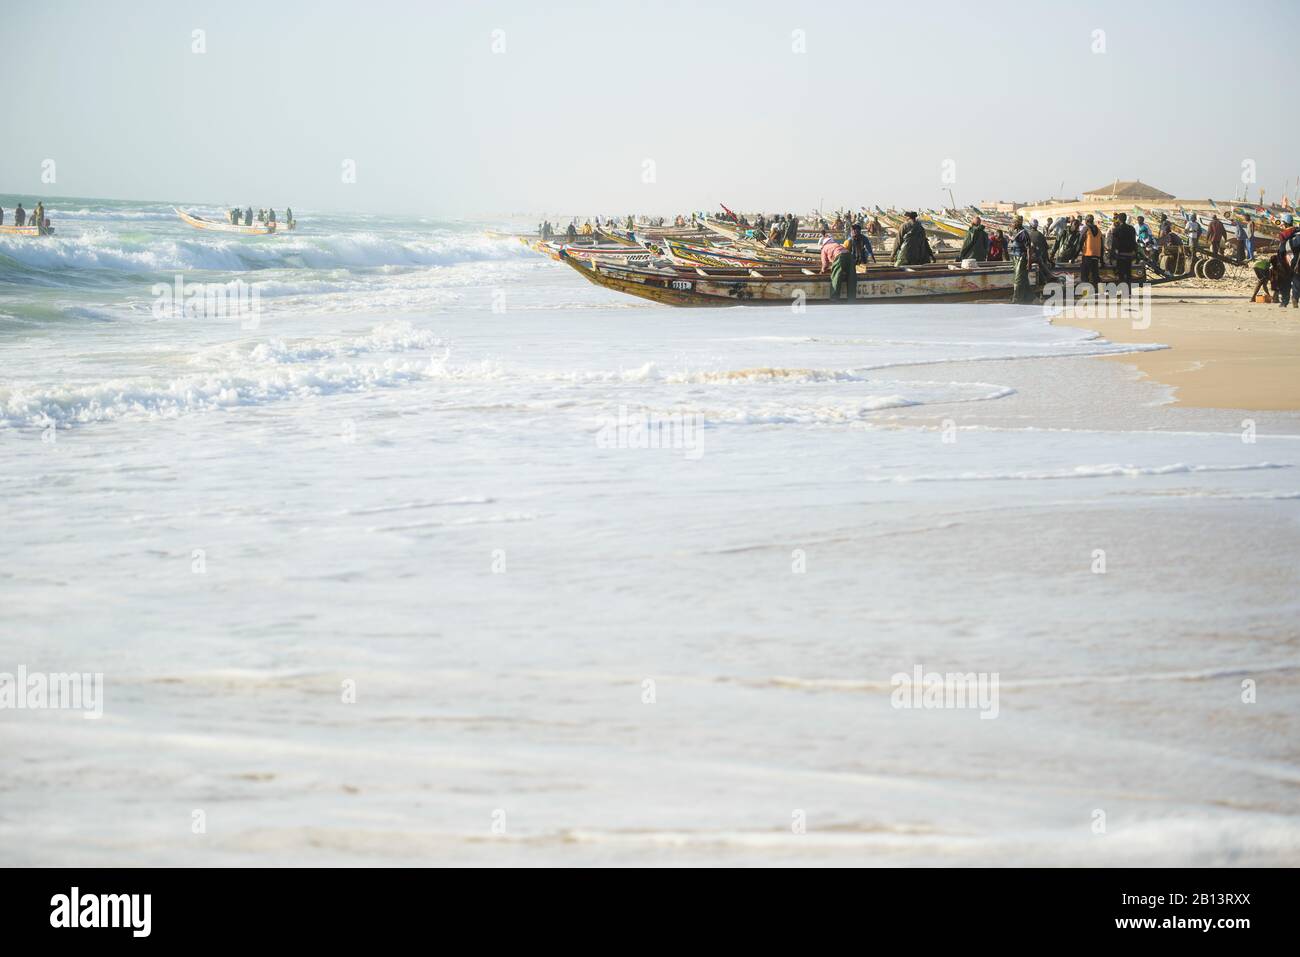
[1055,279,1300,412]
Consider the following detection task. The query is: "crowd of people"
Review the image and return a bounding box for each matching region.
[538,213,689,242]
[228,206,294,229]
[537,204,1300,308]
[1252,213,1300,307]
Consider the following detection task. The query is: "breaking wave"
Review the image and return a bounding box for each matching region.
[0,229,527,279]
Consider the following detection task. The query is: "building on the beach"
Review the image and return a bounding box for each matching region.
[1018,179,1191,225]
[1080,180,1176,203]
[978,200,1025,213]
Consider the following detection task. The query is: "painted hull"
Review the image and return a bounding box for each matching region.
[663,237,821,269]
[564,257,1032,307]
[0,223,46,236]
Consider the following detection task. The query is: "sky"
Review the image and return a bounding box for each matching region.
[3,0,1297,218]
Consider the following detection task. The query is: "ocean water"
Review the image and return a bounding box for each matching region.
[2,197,1298,866]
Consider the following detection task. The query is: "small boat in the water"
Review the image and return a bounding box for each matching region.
[175,207,291,235]
[0,222,53,237]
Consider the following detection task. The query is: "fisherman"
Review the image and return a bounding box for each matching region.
[245,207,253,225]
[0,206,4,225]
[820,234,855,301]
[1135,215,1154,259]
[847,220,876,267]
[958,215,989,261]
[33,201,45,232]
[269,208,277,224]
[1157,213,1172,248]
[783,213,799,249]
[1207,214,1226,256]
[1108,212,1137,291]
[1028,219,1055,287]
[1233,219,1248,261]
[1185,213,1202,262]
[894,212,933,266]
[580,220,594,236]
[1079,215,1104,289]
[1247,220,1257,259]
[285,206,293,228]
[1162,229,1184,275]
[14,203,26,226]
[565,221,578,243]
[1007,215,1033,304]
[1276,213,1300,308]
[1250,253,1282,302]
[1050,216,1071,260]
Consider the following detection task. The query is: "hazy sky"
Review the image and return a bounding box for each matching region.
[4,0,1296,217]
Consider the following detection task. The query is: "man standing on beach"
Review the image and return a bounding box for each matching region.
[894,212,934,266]
[783,214,799,249]
[1186,213,1202,263]
[1028,220,1055,288]
[1008,215,1033,304]
[1079,215,1104,290]
[1276,213,1299,308]
[959,216,989,261]
[1207,214,1226,256]
[1109,212,1137,291]
[820,235,855,301]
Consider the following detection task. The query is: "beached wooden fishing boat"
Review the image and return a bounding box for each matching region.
[546,242,668,267]
[175,208,283,235]
[561,253,1031,307]
[922,214,969,239]
[662,236,821,269]
[703,218,825,244]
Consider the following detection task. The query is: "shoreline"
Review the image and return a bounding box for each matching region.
[1052,280,1300,412]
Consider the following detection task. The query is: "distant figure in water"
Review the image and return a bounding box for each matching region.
[0,206,4,225]
[14,203,26,226]
[285,207,293,228]
[244,207,253,226]
[33,202,44,233]
[269,208,277,224]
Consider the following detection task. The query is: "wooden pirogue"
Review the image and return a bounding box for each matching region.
[0,222,50,237]
[560,252,1032,306]
[175,208,292,235]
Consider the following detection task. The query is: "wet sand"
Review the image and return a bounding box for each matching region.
[1054,280,1300,411]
